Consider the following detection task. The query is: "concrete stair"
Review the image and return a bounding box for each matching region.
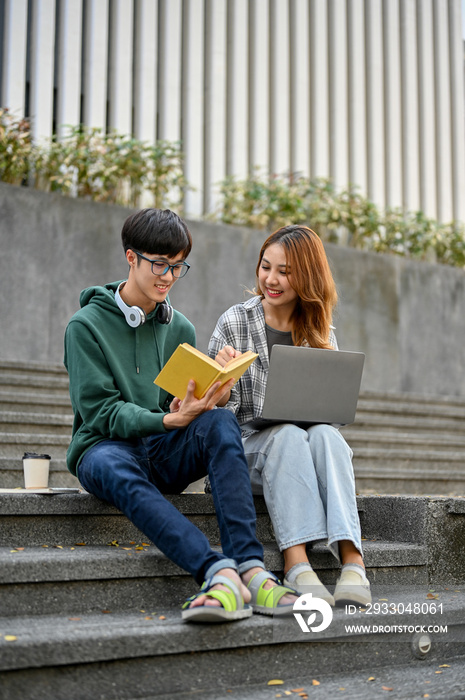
[1,359,465,697]
[1,359,465,494]
[0,360,78,488]
[342,391,465,494]
[1,490,465,699]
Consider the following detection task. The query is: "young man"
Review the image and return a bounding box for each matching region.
[64,208,297,622]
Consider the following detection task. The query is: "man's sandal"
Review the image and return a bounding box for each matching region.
[182,574,253,623]
[247,570,298,616]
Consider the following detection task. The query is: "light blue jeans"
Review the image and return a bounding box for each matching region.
[242,423,362,562]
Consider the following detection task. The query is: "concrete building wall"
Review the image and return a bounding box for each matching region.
[1,182,465,397]
[1,0,464,223]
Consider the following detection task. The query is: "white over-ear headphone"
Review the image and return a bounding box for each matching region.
[115,283,146,327]
[115,282,173,327]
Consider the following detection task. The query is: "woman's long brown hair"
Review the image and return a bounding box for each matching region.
[255,225,338,348]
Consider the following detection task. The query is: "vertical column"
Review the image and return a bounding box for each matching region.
[289,0,310,177]
[400,0,420,212]
[1,0,28,115]
[328,0,348,190]
[249,0,270,174]
[365,0,385,209]
[347,0,367,195]
[433,0,453,222]
[158,0,182,141]
[29,0,56,142]
[269,0,290,175]
[108,0,133,135]
[204,0,227,213]
[382,0,402,209]
[56,0,83,139]
[448,0,465,222]
[226,0,249,178]
[133,0,158,142]
[82,0,109,130]
[416,0,437,218]
[309,0,329,179]
[182,0,205,217]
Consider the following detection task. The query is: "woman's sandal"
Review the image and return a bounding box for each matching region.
[247,570,298,616]
[181,574,253,623]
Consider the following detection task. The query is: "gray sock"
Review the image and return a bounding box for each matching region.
[285,562,313,582]
[341,563,369,582]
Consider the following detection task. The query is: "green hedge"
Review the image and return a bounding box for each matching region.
[214,171,465,268]
[0,108,188,211]
[2,107,465,268]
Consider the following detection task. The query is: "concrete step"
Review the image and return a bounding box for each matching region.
[0,459,79,488]
[0,432,73,488]
[0,359,67,375]
[0,454,69,470]
[0,491,446,540]
[1,491,464,698]
[344,429,465,451]
[1,428,463,494]
[0,492,276,547]
[0,411,73,434]
[1,587,464,699]
[2,492,465,585]
[1,361,464,697]
[2,360,465,497]
[353,447,465,467]
[0,432,70,456]
[0,492,433,616]
[0,492,420,547]
[0,361,70,408]
[0,390,72,413]
[1,431,462,494]
[1,417,462,454]
[0,540,428,618]
[348,411,465,435]
[356,390,465,415]
[0,372,70,396]
[2,360,464,417]
[153,657,465,700]
[352,449,465,495]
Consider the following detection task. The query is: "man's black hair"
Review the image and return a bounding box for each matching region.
[121,208,192,258]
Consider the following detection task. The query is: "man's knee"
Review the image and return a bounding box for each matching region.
[197,408,241,435]
[80,440,144,489]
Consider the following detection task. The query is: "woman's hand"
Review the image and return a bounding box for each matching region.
[215,345,242,367]
[163,378,235,429]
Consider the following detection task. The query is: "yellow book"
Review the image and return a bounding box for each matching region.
[154,343,258,400]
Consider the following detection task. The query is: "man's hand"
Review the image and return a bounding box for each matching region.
[163,378,235,429]
[215,345,242,367]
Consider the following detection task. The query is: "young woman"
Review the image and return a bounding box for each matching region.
[208,225,371,607]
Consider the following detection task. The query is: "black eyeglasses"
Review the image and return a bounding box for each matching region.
[133,251,190,278]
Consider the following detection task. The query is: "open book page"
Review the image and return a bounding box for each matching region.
[0,488,81,494]
[154,343,258,400]
[176,343,222,368]
[223,351,256,371]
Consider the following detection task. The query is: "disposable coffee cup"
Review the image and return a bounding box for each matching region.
[22,452,51,489]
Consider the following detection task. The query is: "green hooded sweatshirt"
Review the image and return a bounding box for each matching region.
[64,281,196,476]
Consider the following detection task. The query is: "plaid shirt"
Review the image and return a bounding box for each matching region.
[208,295,338,430]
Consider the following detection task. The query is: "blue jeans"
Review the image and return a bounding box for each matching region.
[242,423,362,561]
[78,410,264,584]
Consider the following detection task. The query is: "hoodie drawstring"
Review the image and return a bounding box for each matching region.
[135,328,140,373]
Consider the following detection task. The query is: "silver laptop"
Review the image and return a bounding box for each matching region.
[243,345,365,430]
